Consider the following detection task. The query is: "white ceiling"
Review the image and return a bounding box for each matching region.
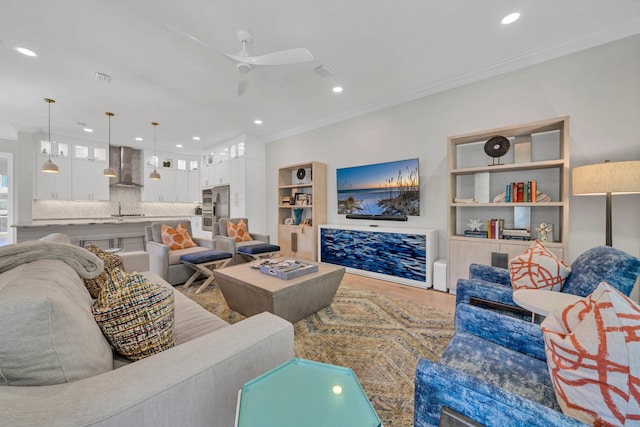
[1,0,639,154]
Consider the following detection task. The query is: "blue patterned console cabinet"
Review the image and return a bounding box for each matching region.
[319,224,438,289]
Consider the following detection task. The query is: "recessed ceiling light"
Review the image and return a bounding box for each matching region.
[176,144,183,148]
[501,12,520,25]
[254,119,263,125]
[135,137,143,141]
[332,86,343,93]
[15,47,37,57]
[83,128,93,133]
[192,136,200,140]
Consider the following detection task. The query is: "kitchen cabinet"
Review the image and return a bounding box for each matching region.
[35,155,72,200]
[71,142,109,200]
[200,135,266,232]
[142,166,176,202]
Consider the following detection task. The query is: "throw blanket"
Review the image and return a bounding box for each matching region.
[0,241,104,279]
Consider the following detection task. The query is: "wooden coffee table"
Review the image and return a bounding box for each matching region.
[214,260,345,323]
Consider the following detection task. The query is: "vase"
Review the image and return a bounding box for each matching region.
[293,208,304,225]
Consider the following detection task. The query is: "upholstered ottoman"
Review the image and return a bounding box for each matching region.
[180,249,233,294]
[237,243,281,261]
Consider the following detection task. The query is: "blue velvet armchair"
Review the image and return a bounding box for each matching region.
[414,303,587,427]
[455,245,640,311]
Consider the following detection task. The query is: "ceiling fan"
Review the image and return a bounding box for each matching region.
[167,26,314,96]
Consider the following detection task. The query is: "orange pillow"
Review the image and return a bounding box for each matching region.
[509,240,571,292]
[226,219,253,242]
[542,282,640,426]
[161,223,196,250]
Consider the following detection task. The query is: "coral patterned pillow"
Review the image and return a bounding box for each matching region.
[161,223,196,250]
[509,240,571,291]
[226,219,253,242]
[541,282,640,426]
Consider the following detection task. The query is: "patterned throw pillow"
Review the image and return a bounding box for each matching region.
[83,244,125,298]
[226,219,253,242]
[509,240,571,291]
[161,223,197,250]
[542,282,640,426]
[92,268,175,361]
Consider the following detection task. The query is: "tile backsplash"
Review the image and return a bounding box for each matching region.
[33,187,199,219]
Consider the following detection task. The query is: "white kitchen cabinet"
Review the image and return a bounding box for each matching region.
[175,169,200,203]
[72,157,109,200]
[35,155,72,200]
[142,166,176,202]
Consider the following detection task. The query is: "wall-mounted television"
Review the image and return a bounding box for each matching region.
[337,158,419,220]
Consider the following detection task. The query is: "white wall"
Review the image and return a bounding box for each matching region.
[266,34,640,262]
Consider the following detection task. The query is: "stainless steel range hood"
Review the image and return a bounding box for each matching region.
[110,146,144,187]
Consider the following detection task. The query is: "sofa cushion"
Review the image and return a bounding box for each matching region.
[139,271,229,346]
[92,268,175,361]
[226,219,253,242]
[542,282,640,426]
[83,244,125,298]
[509,241,571,292]
[0,260,112,386]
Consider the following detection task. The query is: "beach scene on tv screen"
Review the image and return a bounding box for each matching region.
[337,158,420,216]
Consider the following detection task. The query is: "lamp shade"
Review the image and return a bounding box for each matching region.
[103,166,117,178]
[572,160,640,195]
[41,158,59,173]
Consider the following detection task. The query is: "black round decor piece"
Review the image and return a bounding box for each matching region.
[484,135,511,158]
[296,168,306,180]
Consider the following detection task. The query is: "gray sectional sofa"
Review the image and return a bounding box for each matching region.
[0,236,295,427]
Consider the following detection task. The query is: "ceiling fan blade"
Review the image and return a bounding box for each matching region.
[165,24,216,52]
[221,48,313,66]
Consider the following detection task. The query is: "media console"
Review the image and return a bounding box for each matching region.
[318,224,438,289]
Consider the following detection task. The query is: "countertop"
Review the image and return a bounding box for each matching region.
[13,215,199,227]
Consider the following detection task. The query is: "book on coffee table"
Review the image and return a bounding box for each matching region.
[260,260,318,280]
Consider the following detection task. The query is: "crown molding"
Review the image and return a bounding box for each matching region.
[265,21,640,144]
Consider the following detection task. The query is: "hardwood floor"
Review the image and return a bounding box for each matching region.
[343,272,456,313]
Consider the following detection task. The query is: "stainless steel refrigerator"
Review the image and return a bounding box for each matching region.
[202,185,230,233]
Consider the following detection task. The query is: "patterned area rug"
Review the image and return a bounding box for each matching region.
[182,279,455,427]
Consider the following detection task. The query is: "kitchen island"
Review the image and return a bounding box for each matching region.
[13,216,208,251]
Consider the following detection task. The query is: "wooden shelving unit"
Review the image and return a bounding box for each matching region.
[447,117,570,292]
[277,161,327,261]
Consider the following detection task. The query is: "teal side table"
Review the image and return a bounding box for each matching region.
[236,358,382,427]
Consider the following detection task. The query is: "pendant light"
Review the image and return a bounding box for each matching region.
[41,98,59,173]
[149,122,161,180]
[103,112,117,178]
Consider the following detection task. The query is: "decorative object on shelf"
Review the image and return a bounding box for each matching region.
[572,159,640,246]
[281,196,291,205]
[293,208,304,225]
[467,219,483,232]
[295,192,308,206]
[302,218,312,226]
[484,135,510,166]
[535,223,553,242]
[296,168,306,180]
[103,112,117,178]
[284,217,294,225]
[41,98,59,173]
[149,122,161,181]
[513,134,532,163]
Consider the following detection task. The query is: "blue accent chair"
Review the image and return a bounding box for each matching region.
[414,303,588,427]
[455,246,640,311]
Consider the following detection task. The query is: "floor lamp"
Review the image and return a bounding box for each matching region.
[572,160,640,246]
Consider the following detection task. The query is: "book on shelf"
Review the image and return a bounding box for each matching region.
[487,218,504,239]
[464,230,488,238]
[505,180,538,202]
